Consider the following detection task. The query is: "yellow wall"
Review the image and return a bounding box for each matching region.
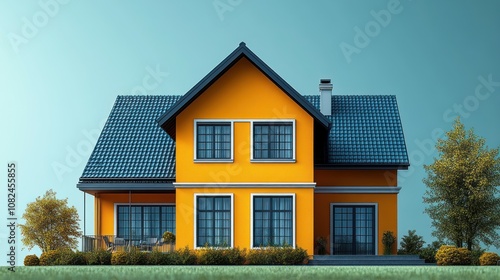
[175,57,314,183]
[315,170,398,186]
[314,193,398,255]
[94,193,176,236]
[175,188,314,254]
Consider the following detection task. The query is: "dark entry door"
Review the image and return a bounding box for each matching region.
[331,205,375,255]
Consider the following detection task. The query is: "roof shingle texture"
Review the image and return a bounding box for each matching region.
[80,95,180,179]
[304,95,409,165]
[80,94,408,180]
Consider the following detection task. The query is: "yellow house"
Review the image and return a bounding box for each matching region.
[77,43,409,256]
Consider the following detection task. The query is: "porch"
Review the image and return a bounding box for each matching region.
[82,235,175,253]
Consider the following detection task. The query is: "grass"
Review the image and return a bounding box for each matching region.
[1,266,499,280]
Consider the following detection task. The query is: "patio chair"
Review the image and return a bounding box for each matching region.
[102,236,114,251]
[141,237,158,251]
[114,237,126,251]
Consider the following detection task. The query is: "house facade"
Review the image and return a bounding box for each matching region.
[77,43,409,255]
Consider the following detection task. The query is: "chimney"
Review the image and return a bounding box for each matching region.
[319,79,333,115]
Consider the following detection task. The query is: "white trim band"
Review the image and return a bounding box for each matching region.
[315,186,401,194]
[174,182,316,188]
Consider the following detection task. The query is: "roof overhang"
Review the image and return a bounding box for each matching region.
[156,42,330,140]
[315,163,410,170]
[77,181,175,195]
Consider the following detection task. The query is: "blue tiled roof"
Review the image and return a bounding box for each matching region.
[80,95,181,180]
[80,94,408,181]
[304,95,409,165]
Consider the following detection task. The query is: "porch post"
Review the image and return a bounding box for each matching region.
[83,192,86,251]
[129,190,131,252]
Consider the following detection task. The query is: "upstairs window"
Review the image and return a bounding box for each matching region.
[253,122,294,161]
[196,122,232,160]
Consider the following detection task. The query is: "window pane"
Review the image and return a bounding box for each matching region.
[253,196,293,247]
[117,205,175,241]
[253,123,293,160]
[196,196,231,247]
[197,123,231,159]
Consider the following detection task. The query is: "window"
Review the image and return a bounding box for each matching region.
[196,122,232,160]
[253,122,294,160]
[116,205,175,241]
[332,205,375,255]
[252,195,294,247]
[196,195,232,247]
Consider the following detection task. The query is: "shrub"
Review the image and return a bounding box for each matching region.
[163,251,182,265]
[111,251,128,265]
[479,252,500,266]
[247,247,308,265]
[315,237,327,255]
[435,245,472,266]
[62,251,87,265]
[196,247,245,265]
[128,249,147,265]
[225,247,246,265]
[24,254,40,266]
[471,247,485,266]
[246,249,273,265]
[419,241,441,263]
[39,250,62,266]
[177,246,197,265]
[382,231,396,255]
[197,248,229,265]
[85,250,112,265]
[398,230,425,255]
[275,247,308,265]
[147,249,169,265]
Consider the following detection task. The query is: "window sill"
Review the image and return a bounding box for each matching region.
[194,159,234,163]
[250,159,296,163]
[194,246,234,250]
[250,245,296,250]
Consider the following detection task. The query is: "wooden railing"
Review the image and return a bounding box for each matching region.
[82,235,175,253]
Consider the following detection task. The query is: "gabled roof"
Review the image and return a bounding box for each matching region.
[79,95,180,182]
[78,94,409,185]
[305,95,409,168]
[157,42,330,139]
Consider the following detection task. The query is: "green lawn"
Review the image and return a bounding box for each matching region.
[2,266,499,280]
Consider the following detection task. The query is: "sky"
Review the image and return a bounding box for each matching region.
[1,0,499,264]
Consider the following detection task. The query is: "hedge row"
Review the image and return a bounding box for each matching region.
[25,246,308,266]
[435,245,500,266]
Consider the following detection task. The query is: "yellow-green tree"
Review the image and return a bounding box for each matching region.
[19,189,81,252]
[423,118,500,250]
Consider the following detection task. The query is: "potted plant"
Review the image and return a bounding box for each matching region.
[162,231,176,252]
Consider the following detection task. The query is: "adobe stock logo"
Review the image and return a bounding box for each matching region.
[213,0,243,21]
[340,0,407,64]
[7,0,70,54]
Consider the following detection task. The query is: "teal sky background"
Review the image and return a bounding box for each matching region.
[1,0,499,263]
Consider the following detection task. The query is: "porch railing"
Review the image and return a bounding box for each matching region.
[82,235,175,253]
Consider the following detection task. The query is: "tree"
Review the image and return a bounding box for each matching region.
[423,118,500,250]
[399,229,425,255]
[19,189,81,252]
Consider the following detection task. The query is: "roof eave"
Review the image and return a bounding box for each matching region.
[77,181,175,195]
[315,163,410,170]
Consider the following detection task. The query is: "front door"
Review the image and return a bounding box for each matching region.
[331,205,375,255]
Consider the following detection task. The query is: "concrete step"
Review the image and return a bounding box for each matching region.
[309,255,427,266]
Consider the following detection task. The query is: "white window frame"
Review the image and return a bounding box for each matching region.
[250,193,296,249]
[329,203,378,255]
[193,193,234,249]
[194,120,234,162]
[113,203,175,237]
[250,120,296,163]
